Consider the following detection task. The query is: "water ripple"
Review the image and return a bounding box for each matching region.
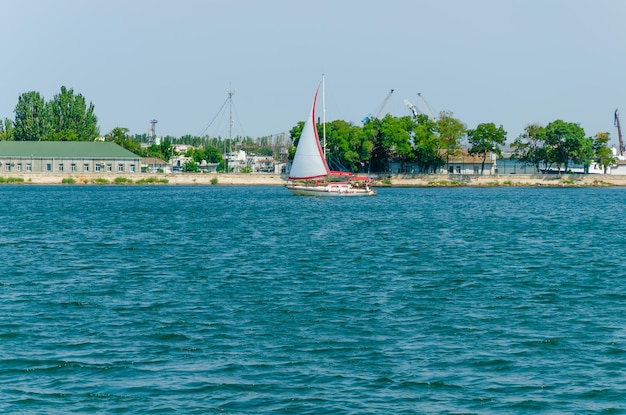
[1,186,626,413]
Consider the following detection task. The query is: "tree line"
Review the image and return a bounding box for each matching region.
[291,114,614,175]
[0,87,616,174]
[296,112,495,174]
[512,122,615,173]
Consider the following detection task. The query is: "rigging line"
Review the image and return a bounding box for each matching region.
[231,102,246,138]
[199,95,230,136]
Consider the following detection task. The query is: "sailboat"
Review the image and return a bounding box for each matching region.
[285,77,376,196]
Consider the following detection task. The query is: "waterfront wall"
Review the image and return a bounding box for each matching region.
[3,172,626,186]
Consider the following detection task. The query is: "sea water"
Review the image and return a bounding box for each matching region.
[1,185,625,414]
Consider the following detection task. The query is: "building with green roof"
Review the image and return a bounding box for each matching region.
[0,141,141,174]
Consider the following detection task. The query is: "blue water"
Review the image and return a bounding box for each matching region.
[1,185,626,414]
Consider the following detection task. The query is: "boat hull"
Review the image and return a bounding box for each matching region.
[285,183,376,197]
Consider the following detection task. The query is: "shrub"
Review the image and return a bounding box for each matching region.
[114,177,132,184]
[62,178,76,184]
[426,180,466,187]
[210,177,218,185]
[136,177,168,184]
[0,177,25,184]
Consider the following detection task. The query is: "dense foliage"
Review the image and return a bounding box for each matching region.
[511,121,612,173]
[290,112,469,173]
[11,87,99,141]
[467,123,507,174]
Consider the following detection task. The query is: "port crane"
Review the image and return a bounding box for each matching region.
[362,89,395,122]
[417,93,436,121]
[404,99,419,117]
[615,109,624,156]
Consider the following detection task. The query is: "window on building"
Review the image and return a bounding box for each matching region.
[107,164,112,172]
[118,164,124,172]
[5,164,10,172]
[17,163,22,172]
[456,166,461,174]
[71,163,76,172]
[26,163,32,172]
[46,163,52,172]
[59,163,64,172]
[95,164,102,172]
[84,163,89,172]
[130,164,135,173]
[448,166,454,174]
[473,167,479,174]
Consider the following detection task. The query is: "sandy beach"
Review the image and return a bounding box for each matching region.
[4,172,626,187]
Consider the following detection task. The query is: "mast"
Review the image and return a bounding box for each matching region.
[322,74,326,159]
[228,83,235,153]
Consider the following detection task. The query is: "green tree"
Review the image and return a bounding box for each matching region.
[413,114,444,173]
[159,140,173,162]
[289,121,305,149]
[593,132,615,173]
[105,127,142,155]
[45,86,99,141]
[325,119,373,172]
[364,117,393,173]
[511,124,546,173]
[381,115,415,173]
[185,145,224,171]
[572,135,594,171]
[183,160,199,172]
[467,123,507,174]
[436,111,466,160]
[544,120,587,173]
[144,144,166,160]
[13,91,47,141]
[0,118,14,141]
[203,146,225,164]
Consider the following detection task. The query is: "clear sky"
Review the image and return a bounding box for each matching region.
[3,0,626,146]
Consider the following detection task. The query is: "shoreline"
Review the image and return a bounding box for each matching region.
[2,172,626,187]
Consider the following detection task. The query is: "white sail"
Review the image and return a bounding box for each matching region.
[288,87,330,180]
[285,77,376,196]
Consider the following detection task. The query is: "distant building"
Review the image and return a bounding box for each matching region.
[226,150,248,172]
[388,150,497,175]
[609,159,626,175]
[0,141,141,174]
[170,155,193,171]
[442,151,497,175]
[141,157,170,173]
[198,160,219,173]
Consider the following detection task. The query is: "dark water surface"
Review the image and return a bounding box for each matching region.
[1,185,625,414]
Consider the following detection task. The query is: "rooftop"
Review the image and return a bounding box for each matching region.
[0,141,140,158]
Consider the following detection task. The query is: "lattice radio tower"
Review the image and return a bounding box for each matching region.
[149,119,158,144]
